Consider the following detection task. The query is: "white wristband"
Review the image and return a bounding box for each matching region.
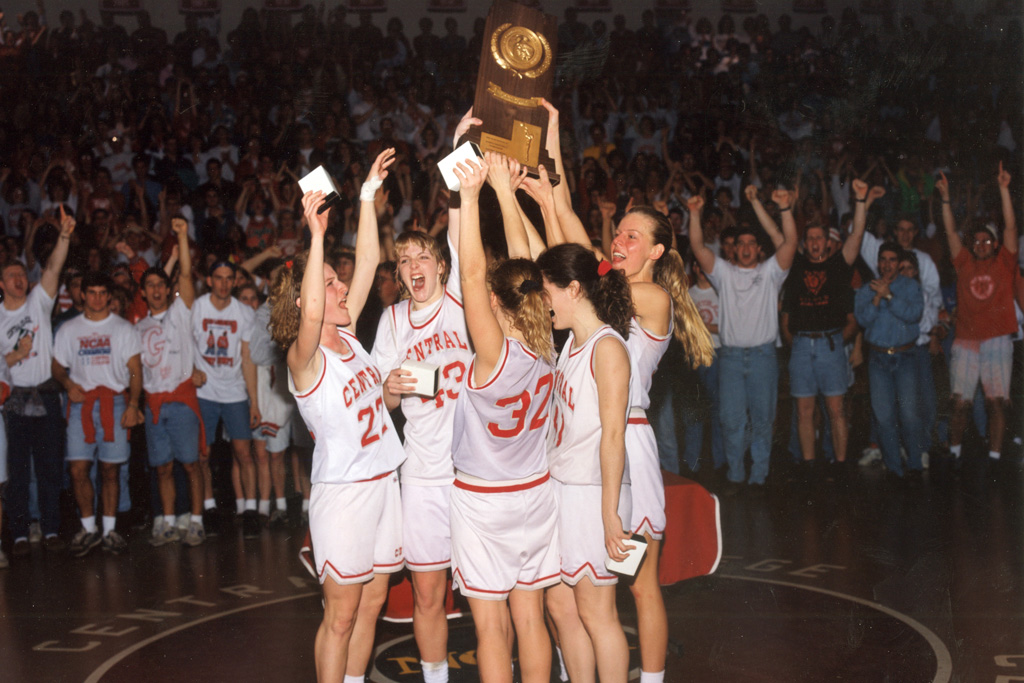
[360,176,383,202]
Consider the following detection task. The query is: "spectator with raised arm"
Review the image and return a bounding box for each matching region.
[688,187,797,495]
[939,165,1019,470]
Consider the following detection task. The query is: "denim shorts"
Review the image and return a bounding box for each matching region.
[145,402,201,467]
[198,398,252,445]
[66,395,130,464]
[789,331,850,398]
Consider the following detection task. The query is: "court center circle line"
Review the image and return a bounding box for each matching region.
[83,592,318,683]
[717,574,953,683]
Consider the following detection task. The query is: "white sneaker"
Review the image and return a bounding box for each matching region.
[28,522,43,544]
[150,517,166,540]
[921,451,930,470]
[182,521,206,547]
[149,524,181,547]
[859,447,882,466]
[175,513,190,531]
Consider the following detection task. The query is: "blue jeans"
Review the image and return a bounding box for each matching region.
[719,343,778,485]
[682,357,724,472]
[868,348,923,475]
[650,385,680,474]
[4,393,65,538]
[912,345,937,453]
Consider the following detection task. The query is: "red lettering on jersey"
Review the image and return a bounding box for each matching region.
[79,335,112,349]
[553,370,576,411]
[452,331,469,350]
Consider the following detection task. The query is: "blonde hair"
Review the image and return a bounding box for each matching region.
[490,258,554,364]
[394,231,448,300]
[627,207,715,368]
[268,251,310,349]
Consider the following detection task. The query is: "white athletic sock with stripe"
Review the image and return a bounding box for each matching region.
[421,660,448,683]
[640,671,665,683]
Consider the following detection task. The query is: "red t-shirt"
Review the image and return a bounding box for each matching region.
[953,246,1019,341]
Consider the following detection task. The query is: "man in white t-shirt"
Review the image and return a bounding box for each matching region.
[689,189,797,493]
[137,219,206,547]
[53,272,143,557]
[0,209,73,558]
[191,261,260,537]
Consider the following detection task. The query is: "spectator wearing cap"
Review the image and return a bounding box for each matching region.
[855,241,924,481]
[689,187,798,494]
[780,179,876,480]
[937,166,1019,468]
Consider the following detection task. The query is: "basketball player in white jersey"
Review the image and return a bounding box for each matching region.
[448,158,558,683]
[537,243,635,683]
[269,149,401,683]
[538,98,715,683]
[372,113,478,683]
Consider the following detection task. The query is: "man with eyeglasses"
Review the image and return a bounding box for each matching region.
[936,165,1018,470]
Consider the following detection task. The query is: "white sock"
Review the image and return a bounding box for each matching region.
[989,450,1001,461]
[302,498,310,512]
[276,497,287,511]
[14,536,27,543]
[421,660,448,683]
[163,514,176,527]
[640,671,665,683]
[191,514,204,525]
[258,499,271,516]
[204,498,217,511]
[555,646,568,682]
[81,516,96,533]
[343,676,364,683]
[236,498,245,514]
[950,444,962,459]
[102,516,117,536]
[244,498,257,512]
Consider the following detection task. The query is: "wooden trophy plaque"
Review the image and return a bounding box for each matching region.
[462,0,560,184]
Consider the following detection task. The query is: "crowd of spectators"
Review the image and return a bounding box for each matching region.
[0,1,1020,565]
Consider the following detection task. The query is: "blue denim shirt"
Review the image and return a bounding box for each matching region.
[855,276,923,348]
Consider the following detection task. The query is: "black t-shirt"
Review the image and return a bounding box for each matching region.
[782,252,853,333]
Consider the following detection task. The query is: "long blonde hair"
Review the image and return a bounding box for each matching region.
[628,207,715,368]
[268,251,310,349]
[490,258,554,364]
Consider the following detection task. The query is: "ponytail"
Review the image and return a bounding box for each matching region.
[268,251,310,349]
[490,258,555,364]
[653,249,715,368]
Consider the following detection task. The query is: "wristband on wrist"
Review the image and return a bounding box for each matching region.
[855,198,866,203]
[778,206,791,212]
[360,176,384,202]
[941,199,950,204]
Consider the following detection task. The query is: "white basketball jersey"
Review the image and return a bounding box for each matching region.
[372,289,472,484]
[548,326,632,486]
[291,330,405,485]
[452,338,553,481]
[627,315,672,410]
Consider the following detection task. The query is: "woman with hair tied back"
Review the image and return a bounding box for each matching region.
[268,149,401,683]
[536,241,636,683]
[530,99,715,683]
[446,157,559,683]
